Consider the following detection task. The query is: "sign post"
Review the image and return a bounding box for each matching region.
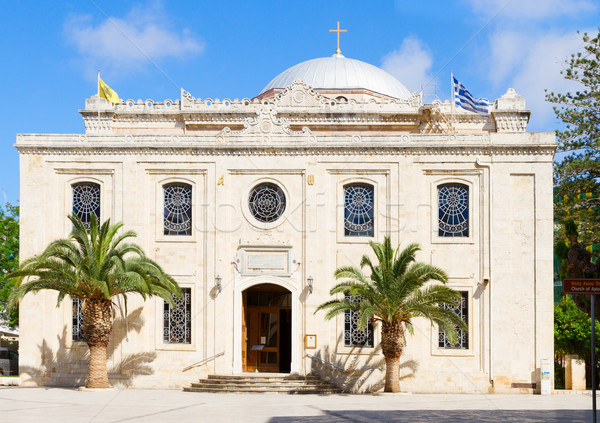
[593,294,597,423]
[563,278,600,423]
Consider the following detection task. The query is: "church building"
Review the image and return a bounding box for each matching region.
[16,42,555,392]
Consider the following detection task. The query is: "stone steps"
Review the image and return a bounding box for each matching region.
[183,374,343,394]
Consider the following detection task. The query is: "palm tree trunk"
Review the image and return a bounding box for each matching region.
[82,298,112,388]
[381,321,405,392]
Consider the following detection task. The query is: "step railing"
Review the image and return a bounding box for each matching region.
[182,351,225,372]
[306,354,353,373]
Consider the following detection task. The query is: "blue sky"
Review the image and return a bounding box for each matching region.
[2,0,599,205]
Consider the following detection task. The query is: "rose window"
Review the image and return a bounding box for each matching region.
[248,183,286,223]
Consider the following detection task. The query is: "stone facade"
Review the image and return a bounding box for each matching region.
[16,74,555,393]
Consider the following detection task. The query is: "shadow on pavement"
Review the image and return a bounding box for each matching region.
[270,409,591,422]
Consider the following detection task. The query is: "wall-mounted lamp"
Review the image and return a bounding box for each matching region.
[215,274,222,293]
[307,275,314,294]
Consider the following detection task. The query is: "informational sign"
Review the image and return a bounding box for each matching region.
[563,279,600,294]
[247,254,287,271]
[540,358,551,395]
[305,335,317,349]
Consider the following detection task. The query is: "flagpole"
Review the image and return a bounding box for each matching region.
[450,70,455,133]
[97,70,101,130]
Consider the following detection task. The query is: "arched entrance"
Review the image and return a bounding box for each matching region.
[242,284,292,373]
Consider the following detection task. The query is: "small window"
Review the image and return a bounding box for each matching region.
[163,183,192,236]
[344,294,374,348]
[72,182,101,229]
[163,288,191,344]
[72,297,86,342]
[438,291,469,349]
[438,183,469,237]
[344,183,374,237]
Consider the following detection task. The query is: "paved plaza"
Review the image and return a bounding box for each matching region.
[0,387,596,423]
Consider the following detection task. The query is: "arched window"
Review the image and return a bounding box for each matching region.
[344,183,374,237]
[438,183,469,237]
[163,183,192,236]
[72,182,100,229]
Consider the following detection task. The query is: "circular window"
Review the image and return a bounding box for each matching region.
[248,182,286,223]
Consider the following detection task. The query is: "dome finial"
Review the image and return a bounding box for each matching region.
[329,21,347,55]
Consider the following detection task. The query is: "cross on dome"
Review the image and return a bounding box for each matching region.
[329,21,347,55]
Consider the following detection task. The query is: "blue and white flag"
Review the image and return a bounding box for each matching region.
[453,76,489,116]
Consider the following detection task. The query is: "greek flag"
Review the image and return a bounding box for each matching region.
[453,76,489,116]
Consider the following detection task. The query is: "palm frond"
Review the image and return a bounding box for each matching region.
[7,214,180,310]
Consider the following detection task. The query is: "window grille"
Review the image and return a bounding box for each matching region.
[344,184,374,237]
[248,182,286,223]
[72,182,100,229]
[164,183,192,235]
[163,288,191,344]
[438,291,469,349]
[72,297,86,342]
[438,183,469,237]
[344,294,374,347]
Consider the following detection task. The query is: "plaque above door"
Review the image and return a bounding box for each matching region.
[233,237,300,277]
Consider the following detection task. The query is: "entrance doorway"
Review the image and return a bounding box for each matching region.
[242,284,292,373]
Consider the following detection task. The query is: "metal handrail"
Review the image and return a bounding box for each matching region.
[182,351,225,372]
[306,354,352,373]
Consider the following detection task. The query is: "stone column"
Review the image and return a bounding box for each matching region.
[565,354,586,390]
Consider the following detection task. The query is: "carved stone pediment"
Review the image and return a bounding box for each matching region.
[239,107,292,135]
[272,78,328,108]
[216,107,313,142]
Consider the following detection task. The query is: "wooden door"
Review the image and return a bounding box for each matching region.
[245,306,282,372]
[257,309,279,372]
[242,291,247,371]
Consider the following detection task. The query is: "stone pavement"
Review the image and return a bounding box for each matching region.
[0,387,596,423]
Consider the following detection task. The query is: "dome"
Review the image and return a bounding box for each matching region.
[259,54,411,100]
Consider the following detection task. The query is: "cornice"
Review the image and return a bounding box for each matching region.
[15,144,556,157]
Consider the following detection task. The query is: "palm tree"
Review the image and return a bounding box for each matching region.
[316,237,466,392]
[8,214,180,388]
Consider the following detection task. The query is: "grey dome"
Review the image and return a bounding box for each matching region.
[260,54,411,100]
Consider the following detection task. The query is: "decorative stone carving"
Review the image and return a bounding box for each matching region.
[273,78,328,108]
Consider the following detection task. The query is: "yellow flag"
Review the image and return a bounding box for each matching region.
[98,77,121,103]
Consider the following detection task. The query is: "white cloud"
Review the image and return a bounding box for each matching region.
[381,36,434,94]
[65,6,205,79]
[488,30,587,128]
[466,0,596,20]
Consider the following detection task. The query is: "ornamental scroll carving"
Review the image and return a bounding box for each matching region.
[273,78,328,108]
[215,107,313,143]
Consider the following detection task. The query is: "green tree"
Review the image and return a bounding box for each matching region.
[0,203,19,327]
[555,296,600,388]
[546,30,600,247]
[7,214,180,388]
[316,237,466,393]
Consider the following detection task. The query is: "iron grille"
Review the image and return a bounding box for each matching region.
[344,294,374,347]
[438,291,469,349]
[72,297,86,342]
[163,288,191,344]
